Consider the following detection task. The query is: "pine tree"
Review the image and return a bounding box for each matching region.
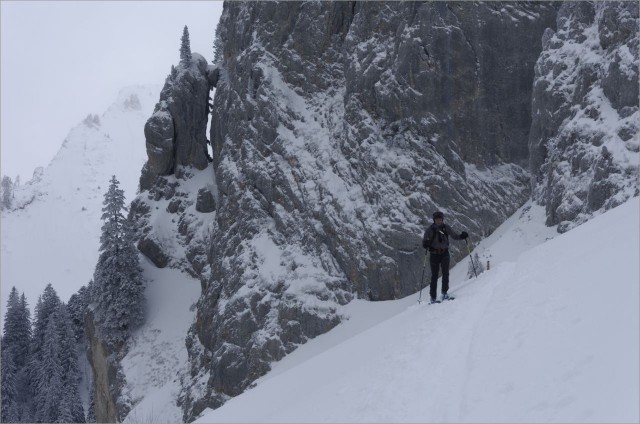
[28,284,61,420]
[30,284,61,361]
[68,286,88,342]
[1,175,13,210]
[16,293,32,367]
[180,25,192,64]
[2,287,21,351]
[92,175,145,346]
[34,312,63,422]
[1,346,17,422]
[26,294,85,423]
[57,306,85,423]
[2,289,32,422]
[170,64,178,81]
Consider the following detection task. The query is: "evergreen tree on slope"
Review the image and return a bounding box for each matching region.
[2,288,32,422]
[1,345,17,422]
[27,285,63,422]
[30,284,61,359]
[92,175,144,347]
[67,285,88,342]
[56,304,86,423]
[3,288,32,367]
[180,25,192,64]
[34,313,63,422]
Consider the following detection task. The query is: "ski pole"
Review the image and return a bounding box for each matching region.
[417,252,428,303]
[465,238,479,278]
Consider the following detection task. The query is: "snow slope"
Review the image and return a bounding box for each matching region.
[120,260,201,424]
[197,197,639,423]
[0,85,159,320]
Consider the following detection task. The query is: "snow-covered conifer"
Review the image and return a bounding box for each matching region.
[1,347,17,422]
[57,303,86,423]
[92,175,145,346]
[27,298,85,423]
[3,289,31,364]
[67,286,88,342]
[30,284,61,361]
[2,289,32,422]
[180,25,192,64]
[33,312,63,422]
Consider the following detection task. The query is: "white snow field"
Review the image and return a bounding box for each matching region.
[0,85,159,318]
[192,197,639,423]
[120,261,201,424]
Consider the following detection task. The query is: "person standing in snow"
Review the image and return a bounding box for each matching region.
[422,211,468,303]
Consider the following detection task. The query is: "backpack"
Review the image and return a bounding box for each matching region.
[429,224,448,246]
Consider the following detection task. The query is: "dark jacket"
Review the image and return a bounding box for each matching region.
[422,223,463,252]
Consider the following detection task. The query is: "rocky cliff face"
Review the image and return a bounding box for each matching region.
[85,310,126,423]
[132,53,218,275]
[529,1,639,232]
[169,2,558,420]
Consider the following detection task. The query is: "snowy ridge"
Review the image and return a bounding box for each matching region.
[1,85,160,318]
[195,197,639,423]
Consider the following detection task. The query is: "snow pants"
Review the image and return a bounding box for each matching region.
[429,250,450,299]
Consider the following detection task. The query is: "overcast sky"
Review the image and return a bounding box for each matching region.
[1,1,224,181]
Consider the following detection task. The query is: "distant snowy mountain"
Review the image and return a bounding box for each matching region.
[191,196,639,423]
[0,85,160,320]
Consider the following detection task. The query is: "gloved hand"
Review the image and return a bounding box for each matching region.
[460,231,469,239]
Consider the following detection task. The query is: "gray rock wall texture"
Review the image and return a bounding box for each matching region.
[529,1,639,232]
[142,53,212,185]
[85,310,127,423]
[178,2,557,420]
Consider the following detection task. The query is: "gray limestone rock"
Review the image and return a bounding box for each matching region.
[529,1,639,230]
[195,187,216,213]
[179,2,557,420]
[137,236,170,268]
[141,53,212,185]
[144,111,175,175]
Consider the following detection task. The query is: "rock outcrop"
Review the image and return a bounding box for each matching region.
[141,53,212,186]
[133,53,217,276]
[529,1,639,231]
[178,2,557,420]
[85,310,127,423]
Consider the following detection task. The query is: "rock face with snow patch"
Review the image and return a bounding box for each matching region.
[85,310,126,423]
[133,54,217,274]
[141,53,212,186]
[177,2,557,420]
[529,1,639,232]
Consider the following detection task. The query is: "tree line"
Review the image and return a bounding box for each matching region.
[2,175,145,422]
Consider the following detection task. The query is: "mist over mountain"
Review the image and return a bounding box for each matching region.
[1,85,160,319]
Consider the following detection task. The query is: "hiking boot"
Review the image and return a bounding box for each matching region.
[442,293,451,301]
[430,297,440,304]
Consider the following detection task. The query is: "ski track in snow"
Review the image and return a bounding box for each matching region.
[195,197,639,423]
